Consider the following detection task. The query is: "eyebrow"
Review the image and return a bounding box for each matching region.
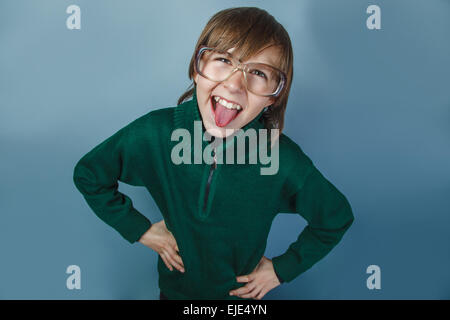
[226,50,277,66]
[226,50,242,63]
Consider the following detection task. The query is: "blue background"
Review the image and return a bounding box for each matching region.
[1,0,449,299]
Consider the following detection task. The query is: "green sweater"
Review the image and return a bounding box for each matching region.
[73,88,354,300]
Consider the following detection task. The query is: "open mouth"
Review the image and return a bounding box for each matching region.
[210,95,244,127]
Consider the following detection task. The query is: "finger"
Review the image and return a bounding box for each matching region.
[163,248,185,272]
[236,273,253,283]
[231,282,256,296]
[165,246,185,270]
[167,236,180,253]
[256,288,269,300]
[236,276,249,283]
[173,253,185,269]
[160,253,173,271]
[169,239,179,252]
[166,245,184,268]
[240,285,261,299]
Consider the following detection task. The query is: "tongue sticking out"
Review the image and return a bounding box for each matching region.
[214,100,239,127]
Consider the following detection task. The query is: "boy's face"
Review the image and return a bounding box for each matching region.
[193,45,281,138]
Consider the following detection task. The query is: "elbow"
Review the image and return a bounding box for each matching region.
[73,160,85,192]
[72,159,94,194]
[310,196,355,246]
[341,196,355,232]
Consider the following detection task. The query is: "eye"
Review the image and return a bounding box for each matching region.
[251,69,267,79]
[215,57,232,64]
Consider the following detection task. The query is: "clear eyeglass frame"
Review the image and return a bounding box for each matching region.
[194,46,287,98]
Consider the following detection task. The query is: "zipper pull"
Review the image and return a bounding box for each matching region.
[212,147,217,168]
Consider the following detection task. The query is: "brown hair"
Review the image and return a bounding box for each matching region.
[177,7,294,137]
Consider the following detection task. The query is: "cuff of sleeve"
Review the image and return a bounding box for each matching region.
[274,267,285,283]
[272,248,305,283]
[111,208,152,244]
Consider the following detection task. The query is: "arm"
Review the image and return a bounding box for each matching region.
[73,124,152,244]
[272,164,355,283]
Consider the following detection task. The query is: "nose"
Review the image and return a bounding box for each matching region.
[222,68,245,92]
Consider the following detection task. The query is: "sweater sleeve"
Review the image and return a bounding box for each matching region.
[272,163,355,283]
[73,124,152,244]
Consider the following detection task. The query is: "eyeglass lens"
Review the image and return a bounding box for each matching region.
[197,49,282,96]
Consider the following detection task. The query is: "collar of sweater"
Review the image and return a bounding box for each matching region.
[173,86,269,164]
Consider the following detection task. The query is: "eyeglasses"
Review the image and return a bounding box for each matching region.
[194,46,286,97]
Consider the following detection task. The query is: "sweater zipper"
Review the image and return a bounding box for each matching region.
[203,146,217,212]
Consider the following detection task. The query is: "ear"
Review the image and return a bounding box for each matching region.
[267,96,277,107]
[193,72,199,85]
